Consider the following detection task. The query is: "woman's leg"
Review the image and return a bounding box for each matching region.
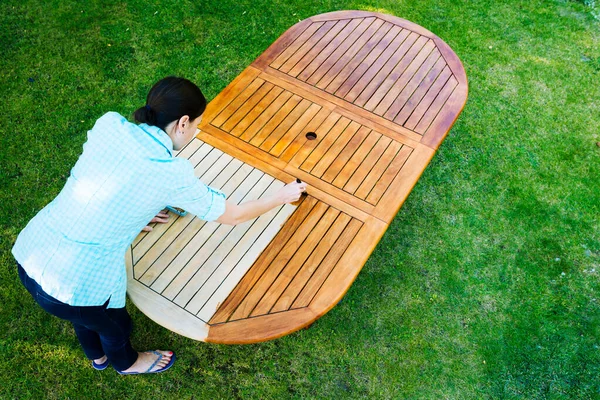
[17,263,173,373]
[77,306,138,371]
[72,323,105,361]
[17,263,106,362]
[78,306,173,373]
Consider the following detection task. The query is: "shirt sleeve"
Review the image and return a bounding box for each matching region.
[168,160,227,221]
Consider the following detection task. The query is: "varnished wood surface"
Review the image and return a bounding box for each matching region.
[126,10,467,344]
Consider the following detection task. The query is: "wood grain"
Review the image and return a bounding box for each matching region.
[273,212,352,311]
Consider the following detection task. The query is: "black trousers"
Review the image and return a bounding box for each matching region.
[17,263,138,371]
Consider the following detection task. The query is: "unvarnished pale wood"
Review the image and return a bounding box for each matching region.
[126,10,467,344]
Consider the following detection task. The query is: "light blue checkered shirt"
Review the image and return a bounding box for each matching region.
[12,112,226,308]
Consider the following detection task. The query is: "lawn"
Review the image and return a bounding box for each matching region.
[1,0,599,398]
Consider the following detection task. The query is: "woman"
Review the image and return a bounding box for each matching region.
[12,77,307,375]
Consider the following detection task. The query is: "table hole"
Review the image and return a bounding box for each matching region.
[305,132,317,140]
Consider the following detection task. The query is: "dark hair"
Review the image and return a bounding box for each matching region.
[134,77,207,131]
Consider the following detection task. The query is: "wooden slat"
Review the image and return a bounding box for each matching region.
[315,18,386,89]
[343,135,392,194]
[192,147,224,179]
[325,21,394,94]
[194,153,237,190]
[197,203,297,321]
[174,138,203,161]
[207,307,317,344]
[136,163,255,283]
[310,121,361,178]
[249,207,341,316]
[414,76,459,134]
[321,126,371,183]
[299,116,352,172]
[288,112,341,167]
[211,78,265,128]
[245,94,303,146]
[176,179,284,313]
[366,145,413,205]
[230,86,285,137]
[334,25,404,98]
[404,66,452,130]
[287,20,350,77]
[271,213,352,312]
[258,99,312,151]
[305,17,376,85]
[270,22,325,69]
[238,90,293,140]
[209,196,318,324]
[132,214,181,264]
[137,215,205,283]
[343,30,416,103]
[298,18,365,81]
[165,174,274,302]
[355,34,428,108]
[125,245,133,280]
[308,216,387,313]
[373,44,439,117]
[331,131,381,188]
[372,144,434,223]
[202,66,261,125]
[364,39,434,114]
[188,142,214,172]
[420,83,468,149]
[278,108,332,163]
[150,169,264,294]
[381,45,440,120]
[277,21,335,73]
[354,140,402,200]
[228,201,330,321]
[221,82,275,132]
[394,56,448,126]
[269,103,322,157]
[132,230,149,249]
[292,218,363,308]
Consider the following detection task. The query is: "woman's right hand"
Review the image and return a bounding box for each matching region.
[277,180,308,204]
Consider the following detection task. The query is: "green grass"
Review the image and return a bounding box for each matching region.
[1,0,599,398]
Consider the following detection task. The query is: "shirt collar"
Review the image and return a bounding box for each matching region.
[138,123,174,157]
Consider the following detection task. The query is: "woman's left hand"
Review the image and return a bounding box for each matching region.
[142,211,170,232]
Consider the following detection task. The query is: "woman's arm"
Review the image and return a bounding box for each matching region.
[215,180,307,226]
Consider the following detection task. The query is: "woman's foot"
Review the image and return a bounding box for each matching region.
[94,355,108,365]
[92,355,109,370]
[120,350,174,374]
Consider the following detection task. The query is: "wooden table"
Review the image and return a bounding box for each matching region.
[125,10,468,344]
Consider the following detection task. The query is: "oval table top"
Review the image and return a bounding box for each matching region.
[125,10,468,344]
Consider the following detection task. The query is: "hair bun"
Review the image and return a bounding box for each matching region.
[134,104,156,125]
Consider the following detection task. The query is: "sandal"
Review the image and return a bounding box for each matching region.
[92,358,109,370]
[118,351,176,375]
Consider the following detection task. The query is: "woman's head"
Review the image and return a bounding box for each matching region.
[134,77,207,150]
